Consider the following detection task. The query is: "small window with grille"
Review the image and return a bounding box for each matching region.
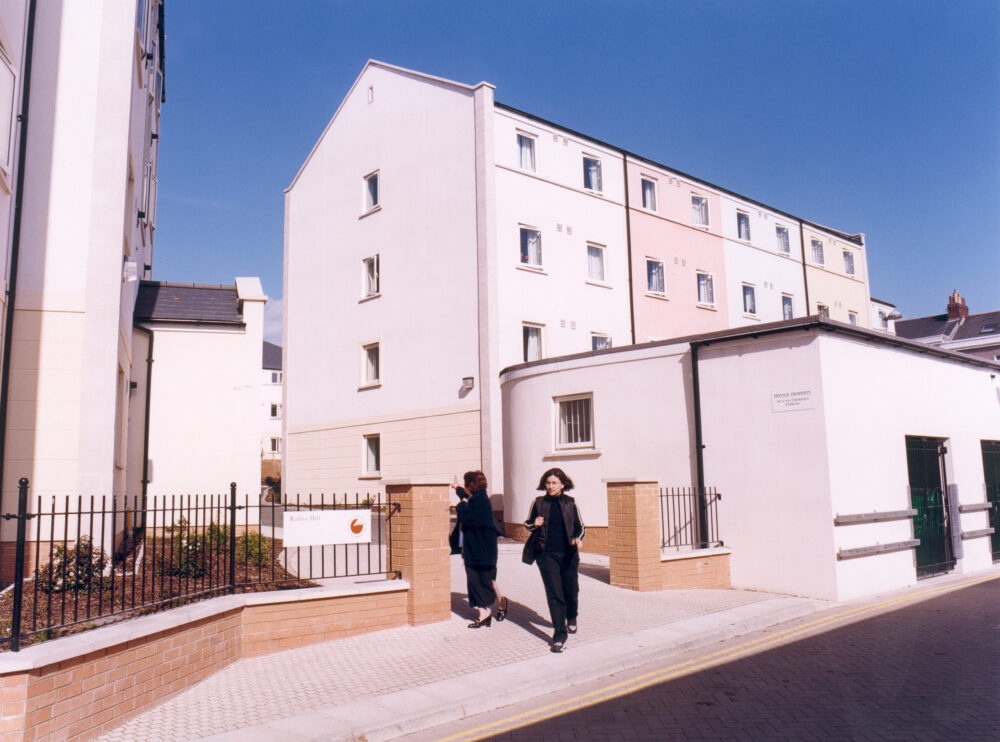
[555,394,593,449]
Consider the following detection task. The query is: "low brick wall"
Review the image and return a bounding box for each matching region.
[0,581,408,742]
[661,549,731,589]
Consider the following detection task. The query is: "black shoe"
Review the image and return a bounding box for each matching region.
[468,615,492,629]
[496,598,508,622]
[550,640,565,653]
[567,621,577,634]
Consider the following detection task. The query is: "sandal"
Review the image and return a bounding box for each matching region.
[496,597,508,622]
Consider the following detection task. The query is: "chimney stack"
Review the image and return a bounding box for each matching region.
[946,289,969,321]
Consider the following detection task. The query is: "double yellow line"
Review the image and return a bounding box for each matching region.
[437,572,999,741]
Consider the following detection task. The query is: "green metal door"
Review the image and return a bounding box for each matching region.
[982,440,1000,562]
[905,436,955,577]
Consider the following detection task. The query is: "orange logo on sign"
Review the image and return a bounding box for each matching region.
[350,518,364,534]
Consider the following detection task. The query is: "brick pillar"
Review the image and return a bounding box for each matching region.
[386,481,451,625]
[607,479,661,591]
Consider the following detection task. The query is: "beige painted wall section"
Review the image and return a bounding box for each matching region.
[802,227,869,327]
[285,407,481,494]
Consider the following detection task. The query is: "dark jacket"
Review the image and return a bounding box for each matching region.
[522,494,585,564]
[456,487,501,567]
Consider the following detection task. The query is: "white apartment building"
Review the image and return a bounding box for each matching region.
[261,340,282,479]
[0,1,165,567]
[284,61,876,511]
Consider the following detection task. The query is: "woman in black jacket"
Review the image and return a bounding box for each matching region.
[453,470,506,628]
[523,467,585,652]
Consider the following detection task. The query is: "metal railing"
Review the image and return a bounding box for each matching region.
[659,486,722,551]
[1,479,394,651]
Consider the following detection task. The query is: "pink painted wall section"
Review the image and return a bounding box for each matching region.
[626,161,728,340]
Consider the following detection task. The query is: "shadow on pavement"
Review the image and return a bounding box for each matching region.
[450,591,554,645]
[578,562,610,584]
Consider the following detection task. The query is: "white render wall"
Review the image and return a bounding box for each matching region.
[493,109,632,364]
[283,63,486,494]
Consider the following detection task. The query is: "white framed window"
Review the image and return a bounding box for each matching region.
[591,334,612,352]
[519,226,542,267]
[696,271,715,306]
[583,156,602,192]
[363,254,380,297]
[270,371,282,384]
[587,243,606,282]
[269,437,281,453]
[269,403,281,419]
[641,177,657,211]
[363,342,380,385]
[742,284,757,315]
[848,311,858,326]
[522,323,543,362]
[817,303,830,319]
[646,258,665,294]
[364,434,381,475]
[691,195,709,226]
[0,50,16,173]
[556,394,593,449]
[811,239,825,264]
[878,310,888,328]
[363,171,379,212]
[782,294,794,320]
[517,133,536,171]
[843,250,855,275]
[737,211,752,241]
[775,226,790,254]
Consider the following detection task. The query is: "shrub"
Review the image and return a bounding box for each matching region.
[206,522,230,552]
[156,519,209,578]
[36,537,108,593]
[237,531,270,566]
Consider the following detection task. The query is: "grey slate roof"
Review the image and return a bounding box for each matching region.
[896,311,1000,343]
[262,341,282,370]
[894,314,952,340]
[953,311,1000,341]
[134,281,244,325]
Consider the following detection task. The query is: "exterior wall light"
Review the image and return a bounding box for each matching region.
[461,377,474,391]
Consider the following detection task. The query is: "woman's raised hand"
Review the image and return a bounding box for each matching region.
[452,475,460,489]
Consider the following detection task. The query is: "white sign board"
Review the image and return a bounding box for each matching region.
[283,510,371,547]
[771,388,816,413]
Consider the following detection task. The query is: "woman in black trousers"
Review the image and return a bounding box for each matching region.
[453,470,506,628]
[524,467,585,652]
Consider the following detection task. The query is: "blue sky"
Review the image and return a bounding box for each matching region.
[154,1,999,343]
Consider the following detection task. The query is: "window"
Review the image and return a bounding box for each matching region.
[269,437,281,453]
[583,156,602,192]
[363,254,380,297]
[817,304,830,319]
[742,284,757,315]
[0,51,15,172]
[811,239,825,264]
[737,211,751,241]
[696,272,715,306]
[591,334,612,351]
[363,343,380,385]
[646,258,665,294]
[364,434,381,475]
[878,310,888,328]
[522,323,543,362]
[981,324,998,334]
[270,371,282,384]
[517,133,536,171]
[848,311,858,326]
[587,243,606,282]
[776,226,790,254]
[641,178,657,211]
[556,395,593,449]
[843,250,855,275]
[782,294,794,320]
[363,171,379,211]
[520,227,542,267]
[691,195,709,226]
[269,403,281,419]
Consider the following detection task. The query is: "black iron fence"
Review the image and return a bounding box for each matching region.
[659,486,722,550]
[1,479,394,652]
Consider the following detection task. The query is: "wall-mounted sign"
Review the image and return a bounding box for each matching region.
[283,509,371,547]
[771,388,816,413]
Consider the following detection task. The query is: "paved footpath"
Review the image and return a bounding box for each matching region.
[95,546,994,742]
[407,571,1000,741]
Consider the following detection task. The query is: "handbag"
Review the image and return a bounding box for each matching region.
[521,526,544,565]
[449,520,462,555]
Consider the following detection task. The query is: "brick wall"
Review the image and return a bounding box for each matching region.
[386,483,450,625]
[661,552,731,589]
[607,481,662,591]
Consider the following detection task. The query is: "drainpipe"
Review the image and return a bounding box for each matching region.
[621,153,636,344]
[134,325,154,525]
[798,221,811,313]
[690,340,708,547]
[0,0,38,506]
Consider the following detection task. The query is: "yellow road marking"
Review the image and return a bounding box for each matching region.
[435,572,999,741]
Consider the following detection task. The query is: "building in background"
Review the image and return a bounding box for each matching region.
[869,297,900,334]
[283,61,874,510]
[261,340,282,486]
[895,290,1000,362]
